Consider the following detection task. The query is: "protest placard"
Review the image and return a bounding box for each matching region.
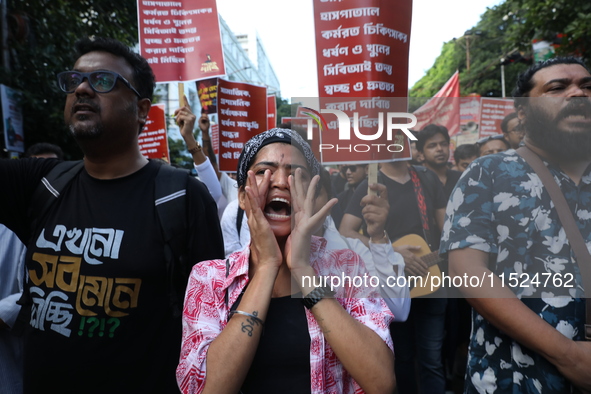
[137,0,225,82]
[310,0,412,164]
[1,85,25,153]
[217,79,267,172]
[267,95,277,130]
[139,104,170,161]
[479,98,515,137]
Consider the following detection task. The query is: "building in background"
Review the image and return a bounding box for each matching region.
[159,15,281,143]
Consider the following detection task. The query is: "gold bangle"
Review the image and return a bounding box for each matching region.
[188,143,202,155]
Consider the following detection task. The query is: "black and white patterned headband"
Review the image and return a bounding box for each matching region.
[236,128,320,188]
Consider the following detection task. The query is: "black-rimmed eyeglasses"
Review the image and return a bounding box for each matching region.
[57,71,142,98]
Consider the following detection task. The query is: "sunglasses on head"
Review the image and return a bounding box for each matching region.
[477,134,506,145]
[57,71,142,98]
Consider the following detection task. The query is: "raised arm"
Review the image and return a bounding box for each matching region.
[197,113,221,180]
[176,100,223,202]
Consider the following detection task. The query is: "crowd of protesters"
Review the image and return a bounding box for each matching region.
[1,36,590,394]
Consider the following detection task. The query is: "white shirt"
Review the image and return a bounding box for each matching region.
[194,158,237,218]
[219,172,238,203]
[220,199,250,258]
[322,216,411,321]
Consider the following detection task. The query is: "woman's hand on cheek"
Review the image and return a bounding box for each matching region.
[286,171,337,277]
[244,170,282,272]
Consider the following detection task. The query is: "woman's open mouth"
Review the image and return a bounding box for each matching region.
[264,197,291,220]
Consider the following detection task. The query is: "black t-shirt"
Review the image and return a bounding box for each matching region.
[330,173,347,198]
[239,294,311,394]
[331,186,356,230]
[0,158,224,393]
[344,167,447,249]
[444,168,462,200]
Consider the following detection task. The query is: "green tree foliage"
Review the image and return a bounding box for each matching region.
[167,136,193,169]
[410,4,529,104]
[276,95,291,127]
[410,0,589,104]
[2,0,139,158]
[502,0,591,61]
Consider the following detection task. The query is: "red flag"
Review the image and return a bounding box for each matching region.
[413,71,460,136]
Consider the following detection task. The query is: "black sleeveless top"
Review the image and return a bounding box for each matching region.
[235,293,312,394]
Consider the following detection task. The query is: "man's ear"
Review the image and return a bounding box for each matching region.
[138,98,152,125]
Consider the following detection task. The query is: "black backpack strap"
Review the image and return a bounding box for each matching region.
[154,162,190,318]
[29,160,84,232]
[15,160,84,335]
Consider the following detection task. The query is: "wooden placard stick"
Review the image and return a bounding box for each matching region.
[178,83,185,107]
[368,162,378,196]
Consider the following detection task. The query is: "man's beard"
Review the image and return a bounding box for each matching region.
[67,98,103,140]
[523,98,591,161]
[69,120,104,140]
[67,100,138,140]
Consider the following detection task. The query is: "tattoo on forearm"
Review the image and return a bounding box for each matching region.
[240,311,262,337]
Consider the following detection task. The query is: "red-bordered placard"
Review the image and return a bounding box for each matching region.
[310,0,413,164]
[139,104,170,161]
[217,79,267,172]
[137,0,225,82]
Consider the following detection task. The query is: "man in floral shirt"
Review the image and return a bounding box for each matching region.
[440,57,591,393]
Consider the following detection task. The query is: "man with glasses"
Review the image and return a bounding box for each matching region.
[500,112,526,149]
[0,37,224,393]
[441,57,591,393]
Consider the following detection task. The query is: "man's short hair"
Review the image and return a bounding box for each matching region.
[454,143,478,164]
[416,124,450,152]
[24,142,64,159]
[500,112,519,134]
[512,56,590,108]
[74,37,155,100]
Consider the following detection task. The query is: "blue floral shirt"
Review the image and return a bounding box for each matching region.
[440,150,590,393]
